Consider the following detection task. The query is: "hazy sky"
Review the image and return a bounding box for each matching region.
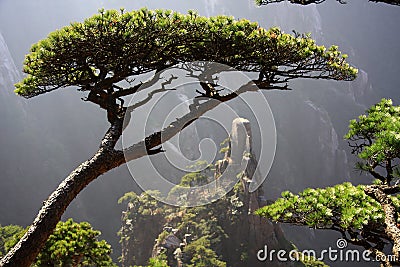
[0,1,399,265]
[1,0,399,99]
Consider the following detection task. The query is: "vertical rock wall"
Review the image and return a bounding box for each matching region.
[121,118,296,267]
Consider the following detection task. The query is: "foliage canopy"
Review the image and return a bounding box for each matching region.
[255,182,390,231]
[0,225,24,258]
[15,8,357,98]
[345,98,400,185]
[257,99,400,230]
[3,8,360,267]
[4,219,116,267]
[257,99,400,266]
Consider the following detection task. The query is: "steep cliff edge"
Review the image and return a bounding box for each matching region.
[119,118,297,267]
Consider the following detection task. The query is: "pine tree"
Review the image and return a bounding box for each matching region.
[1,8,356,267]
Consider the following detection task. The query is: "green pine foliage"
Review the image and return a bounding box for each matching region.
[15,8,356,98]
[147,254,170,267]
[184,236,226,267]
[118,190,165,217]
[121,176,323,266]
[3,219,116,267]
[120,172,259,267]
[134,253,170,267]
[0,225,24,257]
[179,173,209,187]
[36,219,116,266]
[345,98,400,184]
[256,99,400,264]
[255,182,391,230]
[257,99,400,231]
[120,190,229,267]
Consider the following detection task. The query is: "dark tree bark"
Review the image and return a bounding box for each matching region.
[0,81,264,267]
[365,185,400,265]
[1,9,357,265]
[0,120,125,267]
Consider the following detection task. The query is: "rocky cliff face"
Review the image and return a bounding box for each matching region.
[0,32,72,226]
[120,118,296,267]
[0,33,19,96]
[215,118,289,266]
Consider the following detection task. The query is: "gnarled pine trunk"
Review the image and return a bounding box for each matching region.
[0,119,127,267]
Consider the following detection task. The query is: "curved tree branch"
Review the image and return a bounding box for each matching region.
[0,119,124,267]
[2,9,358,267]
[0,79,257,267]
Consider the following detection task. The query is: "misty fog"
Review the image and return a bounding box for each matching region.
[0,0,399,266]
